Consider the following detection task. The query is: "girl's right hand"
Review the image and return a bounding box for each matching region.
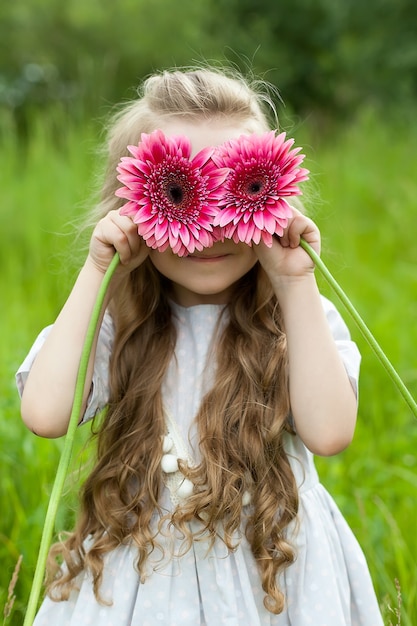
[88,209,149,276]
[21,209,148,438]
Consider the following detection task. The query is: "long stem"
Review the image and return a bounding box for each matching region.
[300,238,417,418]
[23,253,120,626]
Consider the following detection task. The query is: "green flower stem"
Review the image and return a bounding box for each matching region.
[24,252,121,626]
[300,238,417,419]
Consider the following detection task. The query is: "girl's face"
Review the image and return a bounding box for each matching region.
[148,119,259,307]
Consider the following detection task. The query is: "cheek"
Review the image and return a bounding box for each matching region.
[240,249,258,273]
[148,250,177,279]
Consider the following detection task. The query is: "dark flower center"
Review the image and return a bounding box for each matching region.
[247,180,264,195]
[163,173,191,213]
[167,183,184,205]
[231,163,273,202]
[222,161,282,213]
[149,163,204,222]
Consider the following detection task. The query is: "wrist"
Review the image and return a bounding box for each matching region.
[83,253,126,302]
[269,269,316,294]
[84,253,113,277]
[270,271,320,312]
[76,258,107,300]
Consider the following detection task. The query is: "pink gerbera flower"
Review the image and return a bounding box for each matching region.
[116,130,228,256]
[212,131,309,246]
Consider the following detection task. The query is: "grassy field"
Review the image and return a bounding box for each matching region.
[1,107,416,625]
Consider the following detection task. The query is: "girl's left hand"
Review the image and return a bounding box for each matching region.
[254,207,320,282]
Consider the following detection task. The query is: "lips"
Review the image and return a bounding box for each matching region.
[188,254,229,260]
[191,255,217,259]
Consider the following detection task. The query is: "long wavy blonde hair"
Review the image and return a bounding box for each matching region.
[47,67,299,615]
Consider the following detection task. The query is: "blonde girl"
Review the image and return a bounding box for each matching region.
[17,67,383,625]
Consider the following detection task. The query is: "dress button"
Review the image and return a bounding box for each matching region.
[242,490,252,506]
[177,478,194,499]
[161,454,179,473]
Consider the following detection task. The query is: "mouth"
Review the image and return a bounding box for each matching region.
[187,253,230,262]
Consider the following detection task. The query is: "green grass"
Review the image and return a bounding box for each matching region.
[0,111,98,623]
[298,108,417,625]
[1,107,416,625]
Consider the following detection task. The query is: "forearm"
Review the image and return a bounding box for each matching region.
[274,274,358,456]
[21,258,110,438]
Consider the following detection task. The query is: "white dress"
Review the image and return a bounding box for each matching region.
[16,298,384,626]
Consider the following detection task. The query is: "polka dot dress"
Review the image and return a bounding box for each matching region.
[17,299,384,625]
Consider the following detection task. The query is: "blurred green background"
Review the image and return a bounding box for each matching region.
[1,0,417,624]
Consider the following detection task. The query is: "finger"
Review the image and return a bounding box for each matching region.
[279,215,301,249]
[109,213,141,259]
[93,213,134,265]
[287,215,317,248]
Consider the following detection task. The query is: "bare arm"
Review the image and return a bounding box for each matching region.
[21,211,148,438]
[255,210,358,456]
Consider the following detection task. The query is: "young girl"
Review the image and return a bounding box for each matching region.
[17,68,384,625]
